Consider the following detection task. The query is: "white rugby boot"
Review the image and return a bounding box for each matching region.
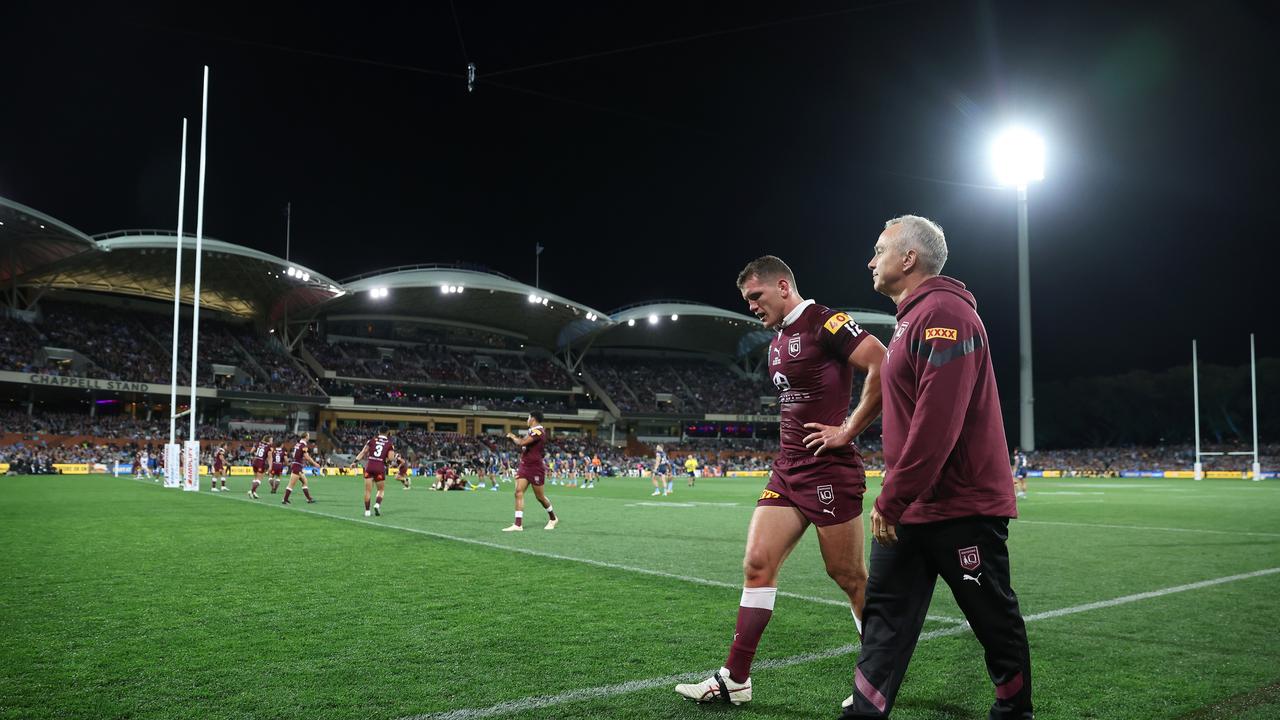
[675,667,751,705]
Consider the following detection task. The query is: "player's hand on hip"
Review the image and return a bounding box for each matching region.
[870,507,898,546]
[801,422,852,456]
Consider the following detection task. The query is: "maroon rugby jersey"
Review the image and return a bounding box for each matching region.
[364,434,394,462]
[214,447,226,463]
[767,300,869,458]
[292,439,308,464]
[519,425,546,466]
[271,446,286,466]
[253,441,270,461]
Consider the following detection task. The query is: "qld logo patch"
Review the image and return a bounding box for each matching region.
[788,334,801,357]
[924,327,958,341]
[957,545,981,571]
[817,484,834,505]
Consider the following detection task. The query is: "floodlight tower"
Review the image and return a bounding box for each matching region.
[992,127,1045,451]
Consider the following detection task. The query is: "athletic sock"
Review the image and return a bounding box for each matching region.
[283,487,292,502]
[302,487,313,501]
[514,510,523,527]
[251,480,260,494]
[365,499,371,511]
[725,586,777,683]
[545,505,556,521]
[374,493,382,508]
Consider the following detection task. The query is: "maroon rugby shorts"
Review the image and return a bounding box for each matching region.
[756,452,866,526]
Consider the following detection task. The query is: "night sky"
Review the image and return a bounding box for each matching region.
[3,1,1276,387]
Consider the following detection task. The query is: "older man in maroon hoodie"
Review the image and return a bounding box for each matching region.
[841,215,1033,719]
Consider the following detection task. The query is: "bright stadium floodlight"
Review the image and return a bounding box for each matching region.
[541,298,549,306]
[301,272,310,282]
[287,267,297,277]
[528,293,538,303]
[441,285,450,294]
[991,127,1044,188]
[628,319,636,327]
[456,284,464,293]
[991,125,1045,451]
[670,314,679,321]
[648,314,659,324]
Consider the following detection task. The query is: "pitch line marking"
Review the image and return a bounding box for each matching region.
[1016,519,1280,538]
[120,476,963,624]
[400,566,1280,720]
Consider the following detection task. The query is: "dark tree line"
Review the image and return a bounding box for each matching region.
[1033,359,1278,449]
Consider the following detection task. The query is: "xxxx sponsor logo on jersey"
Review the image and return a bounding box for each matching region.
[759,489,781,500]
[924,327,958,341]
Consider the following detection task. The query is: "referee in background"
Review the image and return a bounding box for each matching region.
[842,215,1033,719]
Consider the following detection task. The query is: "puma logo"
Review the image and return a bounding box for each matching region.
[963,573,982,586]
[821,508,836,517]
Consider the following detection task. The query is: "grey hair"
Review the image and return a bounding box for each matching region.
[884,214,947,275]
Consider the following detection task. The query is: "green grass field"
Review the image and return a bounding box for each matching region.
[2,472,1278,719]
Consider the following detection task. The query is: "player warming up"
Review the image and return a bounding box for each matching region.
[502,411,558,532]
[353,427,394,517]
[268,444,286,494]
[651,444,672,496]
[210,445,228,492]
[676,255,885,705]
[396,454,411,489]
[282,432,320,505]
[248,435,272,499]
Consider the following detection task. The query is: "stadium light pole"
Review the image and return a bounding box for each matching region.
[992,127,1045,452]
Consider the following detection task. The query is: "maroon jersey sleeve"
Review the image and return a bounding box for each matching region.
[814,307,869,361]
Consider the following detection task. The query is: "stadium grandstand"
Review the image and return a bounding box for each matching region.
[3,194,1273,479]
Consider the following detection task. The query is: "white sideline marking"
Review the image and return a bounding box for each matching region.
[120,476,961,623]
[1017,519,1280,539]
[402,566,1280,720]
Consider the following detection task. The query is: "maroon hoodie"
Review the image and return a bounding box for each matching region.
[875,276,1017,526]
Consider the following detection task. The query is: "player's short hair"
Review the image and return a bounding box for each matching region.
[377,426,389,436]
[529,410,544,423]
[884,215,948,275]
[736,255,796,291]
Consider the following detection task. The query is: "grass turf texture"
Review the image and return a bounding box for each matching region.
[1,473,1277,719]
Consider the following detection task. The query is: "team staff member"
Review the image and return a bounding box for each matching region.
[842,215,1032,719]
[684,454,699,487]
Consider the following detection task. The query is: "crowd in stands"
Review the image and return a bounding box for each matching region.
[0,305,323,396]
[312,339,577,392]
[1025,443,1280,474]
[587,357,773,415]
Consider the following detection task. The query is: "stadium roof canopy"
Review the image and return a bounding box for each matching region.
[585,301,900,359]
[0,196,98,287]
[327,265,615,350]
[13,230,342,321]
[588,301,770,359]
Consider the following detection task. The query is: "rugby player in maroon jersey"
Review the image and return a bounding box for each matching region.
[396,454,411,489]
[210,445,228,492]
[677,256,885,705]
[353,427,394,517]
[248,435,272,499]
[268,444,286,493]
[501,411,558,531]
[281,432,320,505]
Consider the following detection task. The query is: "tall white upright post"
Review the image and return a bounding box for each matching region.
[1251,333,1262,481]
[1192,340,1203,480]
[166,118,188,489]
[186,66,210,490]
